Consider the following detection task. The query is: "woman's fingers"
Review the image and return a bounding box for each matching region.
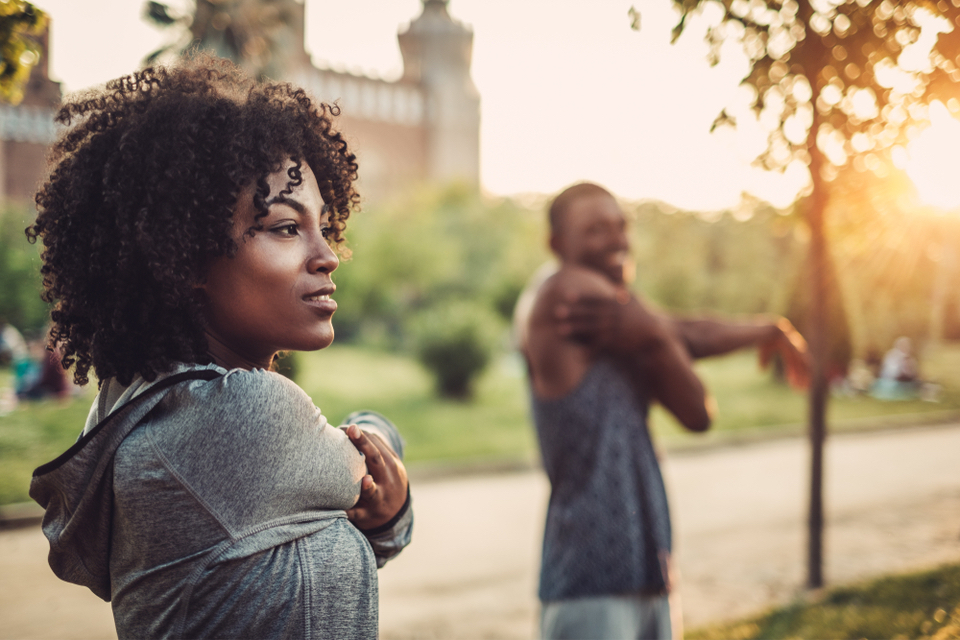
[343,423,408,530]
[360,474,377,497]
[345,424,386,470]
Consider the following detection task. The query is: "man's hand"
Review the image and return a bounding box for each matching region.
[555,292,620,343]
[758,318,810,390]
[555,289,655,350]
[343,424,409,531]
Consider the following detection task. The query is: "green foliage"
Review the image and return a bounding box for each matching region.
[409,300,503,400]
[5,344,960,505]
[828,165,960,358]
[0,1,46,105]
[688,562,960,640]
[0,206,49,335]
[144,1,177,27]
[629,199,803,317]
[667,0,960,365]
[328,181,945,372]
[671,0,960,175]
[332,184,548,347]
[142,0,310,79]
[274,344,538,465]
[0,377,94,505]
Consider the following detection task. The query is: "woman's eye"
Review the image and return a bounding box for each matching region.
[276,224,299,237]
[320,226,332,239]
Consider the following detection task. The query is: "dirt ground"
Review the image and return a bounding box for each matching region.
[2,423,959,639]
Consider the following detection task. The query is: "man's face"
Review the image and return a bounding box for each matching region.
[552,192,631,284]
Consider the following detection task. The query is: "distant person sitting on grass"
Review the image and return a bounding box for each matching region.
[871,336,939,401]
[515,182,810,640]
[0,319,29,413]
[27,55,411,639]
[16,327,70,401]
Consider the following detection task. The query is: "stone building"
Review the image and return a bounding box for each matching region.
[290,0,481,202]
[178,0,481,201]
[0,26,61,206]
[0,0,480,207]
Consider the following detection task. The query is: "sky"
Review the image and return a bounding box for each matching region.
[33,0,811,211]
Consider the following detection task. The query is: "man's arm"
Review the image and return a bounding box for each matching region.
[552,272,711,432]
[673,317,809,389]
[556,294,810,391]
[596,296,711,432]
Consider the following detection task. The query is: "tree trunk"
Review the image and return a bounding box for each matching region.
[805,127,830,590]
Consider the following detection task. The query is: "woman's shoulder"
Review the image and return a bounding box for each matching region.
[217,367,308,401]
[164,365,321,430]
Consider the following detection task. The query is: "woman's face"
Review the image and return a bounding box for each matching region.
[201,160,339,370]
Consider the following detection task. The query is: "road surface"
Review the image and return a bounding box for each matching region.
[2,423,959,639]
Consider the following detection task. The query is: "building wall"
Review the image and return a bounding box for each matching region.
[294,67,432,203]
[0,25,61,207]
[292,0,480,203]
[2,139,51,203]
[0,1,480,208]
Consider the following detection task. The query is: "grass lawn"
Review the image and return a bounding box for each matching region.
[3,342,960,505]
[651,343,960,447]
[0,384,95,505]
[687,562,960,640]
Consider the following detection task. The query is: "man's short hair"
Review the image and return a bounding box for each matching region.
[548,182,613,233]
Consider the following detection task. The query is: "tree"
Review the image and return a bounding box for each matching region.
[0,0,47,105]
[143,0,306,79]
[665,0,960,587]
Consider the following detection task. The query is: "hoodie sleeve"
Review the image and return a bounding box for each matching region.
[148,368,366,533]
[341,410,414,567]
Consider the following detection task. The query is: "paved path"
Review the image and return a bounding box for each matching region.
[2,424,959,639]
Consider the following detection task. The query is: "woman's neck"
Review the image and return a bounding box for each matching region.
[204,330,273,371]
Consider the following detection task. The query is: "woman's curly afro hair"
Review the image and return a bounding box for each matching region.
[27,54,359,387]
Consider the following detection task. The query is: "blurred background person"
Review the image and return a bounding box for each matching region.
[516,182,809,640]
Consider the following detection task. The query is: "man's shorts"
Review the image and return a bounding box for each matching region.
[540,592,671,640]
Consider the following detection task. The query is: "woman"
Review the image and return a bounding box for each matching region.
[27,55,411,639]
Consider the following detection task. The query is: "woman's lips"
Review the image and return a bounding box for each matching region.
[303,293,337,314]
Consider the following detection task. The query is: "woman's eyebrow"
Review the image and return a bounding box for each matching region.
[266,194,306,215]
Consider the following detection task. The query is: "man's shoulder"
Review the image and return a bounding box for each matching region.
[539,264,619,301]
[527,264,620,341]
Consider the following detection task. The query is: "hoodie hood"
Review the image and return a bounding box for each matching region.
[29,364,223,601]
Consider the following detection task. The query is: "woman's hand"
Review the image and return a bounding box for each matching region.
[343,424,409,531]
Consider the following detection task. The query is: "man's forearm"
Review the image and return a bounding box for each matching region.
[673,318,779,360]
[642,329,711,432]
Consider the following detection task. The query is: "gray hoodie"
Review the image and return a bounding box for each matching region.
[30,363,412,639]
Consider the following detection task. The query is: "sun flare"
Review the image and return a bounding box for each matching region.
[904,101,960,210]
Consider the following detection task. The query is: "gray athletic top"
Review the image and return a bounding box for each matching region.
[30,363,412,639]
[531,359,671,602]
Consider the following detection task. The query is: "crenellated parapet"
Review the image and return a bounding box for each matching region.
[294,68,426,127]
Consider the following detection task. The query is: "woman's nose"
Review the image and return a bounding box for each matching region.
[307,236,339,274]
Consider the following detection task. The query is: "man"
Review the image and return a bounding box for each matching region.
[516,182,808,639]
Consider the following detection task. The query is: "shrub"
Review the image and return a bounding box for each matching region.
[409,300,502,400]
[0,206,49,335]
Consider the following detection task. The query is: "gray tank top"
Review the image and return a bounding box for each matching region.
[531,359,671,601]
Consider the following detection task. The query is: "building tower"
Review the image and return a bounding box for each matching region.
[0,23,61,205]
[398,0,480,187]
